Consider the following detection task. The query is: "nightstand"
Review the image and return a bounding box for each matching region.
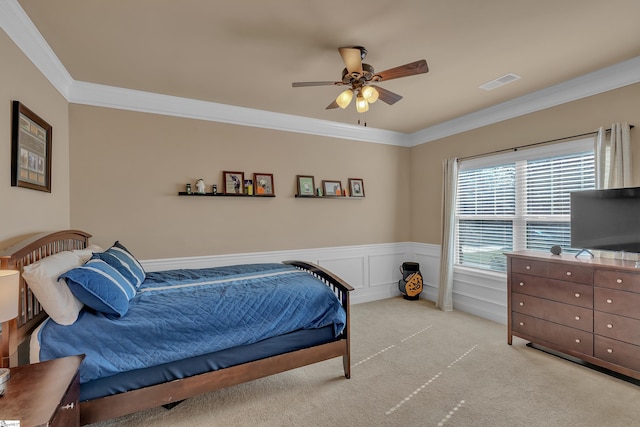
[0,355,84,426]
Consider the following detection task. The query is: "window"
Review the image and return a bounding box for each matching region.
[455,138,595,272]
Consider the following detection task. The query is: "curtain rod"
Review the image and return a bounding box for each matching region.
[458,124,635,162]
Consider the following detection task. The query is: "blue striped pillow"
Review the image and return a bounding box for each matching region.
[92,241,146,288]
[60,259,137,317]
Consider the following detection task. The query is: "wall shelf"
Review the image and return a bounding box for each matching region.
[178,192,275,198]
[294,195,363,199]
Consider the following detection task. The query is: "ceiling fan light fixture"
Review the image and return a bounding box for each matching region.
[336,89,354,109]
[356,95,369,113]
[361,86,379,104]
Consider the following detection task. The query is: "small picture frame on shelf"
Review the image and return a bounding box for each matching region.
[348,178,365,197]
[322,180,342,196]
[297,175,315,196]
[254,173,274,196]
[223,171,244,194]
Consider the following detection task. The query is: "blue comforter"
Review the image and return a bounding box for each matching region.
[38,263,346,383]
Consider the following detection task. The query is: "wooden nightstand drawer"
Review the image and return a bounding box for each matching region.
[510,257,548,276]
[512,312,593,355]
[594,287,640,320]
[594,311,640,346]
[548,263,593,284]
[512,293,593,332]
[595,335,640,373]
[511,273,593,308]
[594,269,640,292]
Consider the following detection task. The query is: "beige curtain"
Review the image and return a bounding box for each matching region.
[595,123,632,189]
[437,158,458,312]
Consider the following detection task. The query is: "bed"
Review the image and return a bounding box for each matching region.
[0,230,352,425]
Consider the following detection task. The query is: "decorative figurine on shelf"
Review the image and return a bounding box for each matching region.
[212,184,217,195]
[186,183,192,194]
[196,179,206,194]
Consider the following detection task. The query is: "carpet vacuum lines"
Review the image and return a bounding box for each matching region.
[437,400,466,426]
[384,344,478,419]
[385,372,443,415]
[351,324,433,369]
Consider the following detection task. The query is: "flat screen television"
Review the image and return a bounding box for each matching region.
[570,186,640,253]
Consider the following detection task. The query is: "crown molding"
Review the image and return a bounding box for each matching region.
[67,81,410,146]
[2,0,639,147]
[0,0,73,98]
[408,56,640,146]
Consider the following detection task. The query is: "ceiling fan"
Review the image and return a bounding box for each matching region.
[292,46,428,113]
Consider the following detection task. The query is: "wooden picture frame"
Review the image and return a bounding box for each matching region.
[322,180,342,197]
[296,175,315,196]
[223,171,244,194]
[348,178,365,197]
[253,173,274,196]
[11,101,52,192]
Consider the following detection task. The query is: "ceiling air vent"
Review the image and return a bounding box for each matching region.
[479,73,521,91]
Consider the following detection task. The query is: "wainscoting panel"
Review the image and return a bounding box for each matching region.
[140,242,509,324]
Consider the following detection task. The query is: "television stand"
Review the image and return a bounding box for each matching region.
[574,249,594,258]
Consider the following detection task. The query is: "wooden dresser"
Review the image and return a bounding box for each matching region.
[507,251,640,379]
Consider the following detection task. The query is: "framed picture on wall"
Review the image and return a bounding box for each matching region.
[223,171,244,194]
[322,180,342,196]
[253,173,274,196]
[348,178,365,197]
[11,101,52,192]
[296,175,315,196]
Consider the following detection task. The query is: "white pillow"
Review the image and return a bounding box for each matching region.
[21,251,85,325]
[73,244,104,263]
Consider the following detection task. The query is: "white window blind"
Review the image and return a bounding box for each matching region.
[455,138,595,272]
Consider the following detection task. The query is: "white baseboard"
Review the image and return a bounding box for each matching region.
[140,242,508,324]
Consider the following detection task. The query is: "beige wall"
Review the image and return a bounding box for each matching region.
[0,30,70,249]
[410,82,640,245]
[69,105,411,258]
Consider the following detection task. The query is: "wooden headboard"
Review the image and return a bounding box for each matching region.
[0,230,91,368]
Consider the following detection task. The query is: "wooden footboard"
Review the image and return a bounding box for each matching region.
[0,231,353,425]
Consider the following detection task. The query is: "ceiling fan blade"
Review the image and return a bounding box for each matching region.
[375,59,428,82]
[338,47,363,75]
[292,81,341,87]
[326,99,339,109]
[371,85,403,105]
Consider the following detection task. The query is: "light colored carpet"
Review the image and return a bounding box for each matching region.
[91,297,640,426]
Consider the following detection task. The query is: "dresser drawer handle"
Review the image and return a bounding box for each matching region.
[575,316,581,320]
[575,339,581,343]
[607,324,613,329]
[519,302,524,306]
[519,282,524,286]
[519,322,524,326]
[566,271,572,276]
[61,402,75,410]
[606,299,613,304]
[607,348,613,354]
[574,293,581,298]
[525,265,531,270]
[616,278,623,284]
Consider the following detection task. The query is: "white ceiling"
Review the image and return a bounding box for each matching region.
[5,0,640,144]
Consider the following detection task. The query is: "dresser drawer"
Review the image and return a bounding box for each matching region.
[511,273,593,309]
[547,263,593,284]
[594,335,640,373]
[594,311,640,346]
[594,269,640,292]
[594,287,640,320]
[512,293,593,332]
[512,312,593,355]
[510,257,548,276]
